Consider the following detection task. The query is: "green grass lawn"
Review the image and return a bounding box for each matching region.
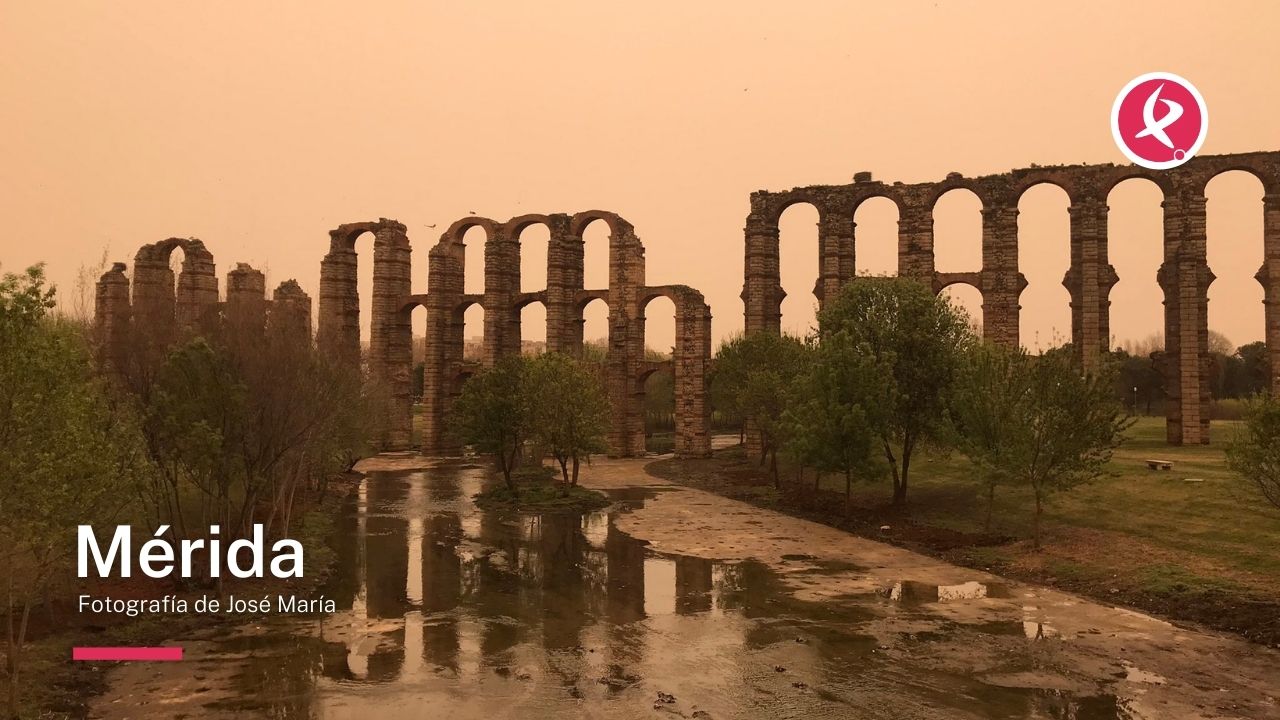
[889,417,1280,586]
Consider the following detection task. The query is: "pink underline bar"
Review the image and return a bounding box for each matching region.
[73,646,183,661]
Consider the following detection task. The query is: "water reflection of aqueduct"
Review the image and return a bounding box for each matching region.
[97,151,1278,451]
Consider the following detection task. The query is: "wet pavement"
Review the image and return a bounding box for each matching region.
[90,456,1280,719]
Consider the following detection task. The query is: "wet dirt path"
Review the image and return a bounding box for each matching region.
[87,454,1280,719]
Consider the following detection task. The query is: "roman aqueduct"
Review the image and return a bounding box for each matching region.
[97,151,1278,451]
[96,211,713,457]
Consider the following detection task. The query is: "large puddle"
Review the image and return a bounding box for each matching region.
[130,466,1152,718]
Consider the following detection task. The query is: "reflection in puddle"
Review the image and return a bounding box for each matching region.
[202,465,1139,719]
[886,579,1012,604]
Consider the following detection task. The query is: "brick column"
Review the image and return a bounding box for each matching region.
[742,205,781,334]
[131,243,176,338]
[423,239,465,454]
[608,221,645,457]
[673,290,712,457]
[897,195,935,283]
[1065,196,1113,372]
[1261,192,1280,395]
[268,280,312,343]
[94,263,132,376]
[371,220,413,449]
[1159,190,1212,445]
[317,236,360,365]
[482,225,521,366]
[817,211,853,309]
[225,263,267,333]
[543,215,577,353]
[175,241,218,333]
[980,201,1024,348]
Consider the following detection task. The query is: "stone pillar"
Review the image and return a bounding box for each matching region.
[1159,189,1212,445]
[1261,192,1280,395]
[94,262,132,376]
[318,232,361,365]
[482,224,521,366]
[225,263,267,333]
[673,291,712,457]
[423,239,465,454]
[818,208,855,309]
[543,215,577,353]
[175,241,219,333]
[131,243,177,339]
[980,201,1023,348]
[268,280,312,342]
[607,221,646,457]
[742,203,782,334]
[897,195,935,283]
[370,220,413,450]
[1065,196,1115,372]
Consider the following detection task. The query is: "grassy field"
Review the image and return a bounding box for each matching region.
[649,416,1280,644]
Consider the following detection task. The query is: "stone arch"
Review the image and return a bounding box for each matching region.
[1107,177,1166,353]
[743,150,1280,445]
[131,237,218,335]
[1017,181,1073,352]
[777,201,821,336]
[318,218,409,369]
[931,187,985,327]
[936,279,984,335]
[851,193,901,277]
[1204,169,1268,407]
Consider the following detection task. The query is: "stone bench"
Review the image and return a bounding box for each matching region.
[1145,459,1173,471]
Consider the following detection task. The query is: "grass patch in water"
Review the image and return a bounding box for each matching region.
[475,479,610,513]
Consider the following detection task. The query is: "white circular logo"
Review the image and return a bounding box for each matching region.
[1111,72,1208,170]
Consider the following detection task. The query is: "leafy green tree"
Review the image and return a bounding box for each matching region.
[952,344,1026,531]
[1226,395,1280,511]
[783,331,886,512]
[0,266,147,718]
[817,277,975,505]
[711,332,808,487]
[451,355,531,490]
[952,346,1132,548]
[526,353,610,487]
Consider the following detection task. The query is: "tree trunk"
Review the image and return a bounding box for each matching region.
[770,450,780,489]
[896,440,912,506]
[571,455,580,486]
[1033,491,1043,550]
[984,484,996,533]
[844,469,852,516]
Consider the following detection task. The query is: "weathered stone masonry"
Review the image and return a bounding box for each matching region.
[743,151,1280,445]
[99,212,714,459]
[94,238,312,377]
[406,211,712,458]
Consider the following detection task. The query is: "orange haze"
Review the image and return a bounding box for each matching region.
[2,1,1276,353]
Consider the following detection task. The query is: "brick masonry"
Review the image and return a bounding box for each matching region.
[742,151,1280,446]
[97,212,713,459]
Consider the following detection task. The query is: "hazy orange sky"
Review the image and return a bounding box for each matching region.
[2,1,1276,352]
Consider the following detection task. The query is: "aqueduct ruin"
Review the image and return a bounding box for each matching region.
[96,212,713,458]
[95,150,1278,452]
[743,150,1280,444]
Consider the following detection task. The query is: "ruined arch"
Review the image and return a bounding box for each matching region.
[743,151,1280,444]
[777,201,821,336]
[852,194,900,277]
[412,210,709,458]
[1017,182,1073,352]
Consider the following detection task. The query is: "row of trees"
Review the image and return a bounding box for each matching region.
[1111,333,1269,414]
[451,352,610,490]
[1,264,381,717]
[712,278,1133,547]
